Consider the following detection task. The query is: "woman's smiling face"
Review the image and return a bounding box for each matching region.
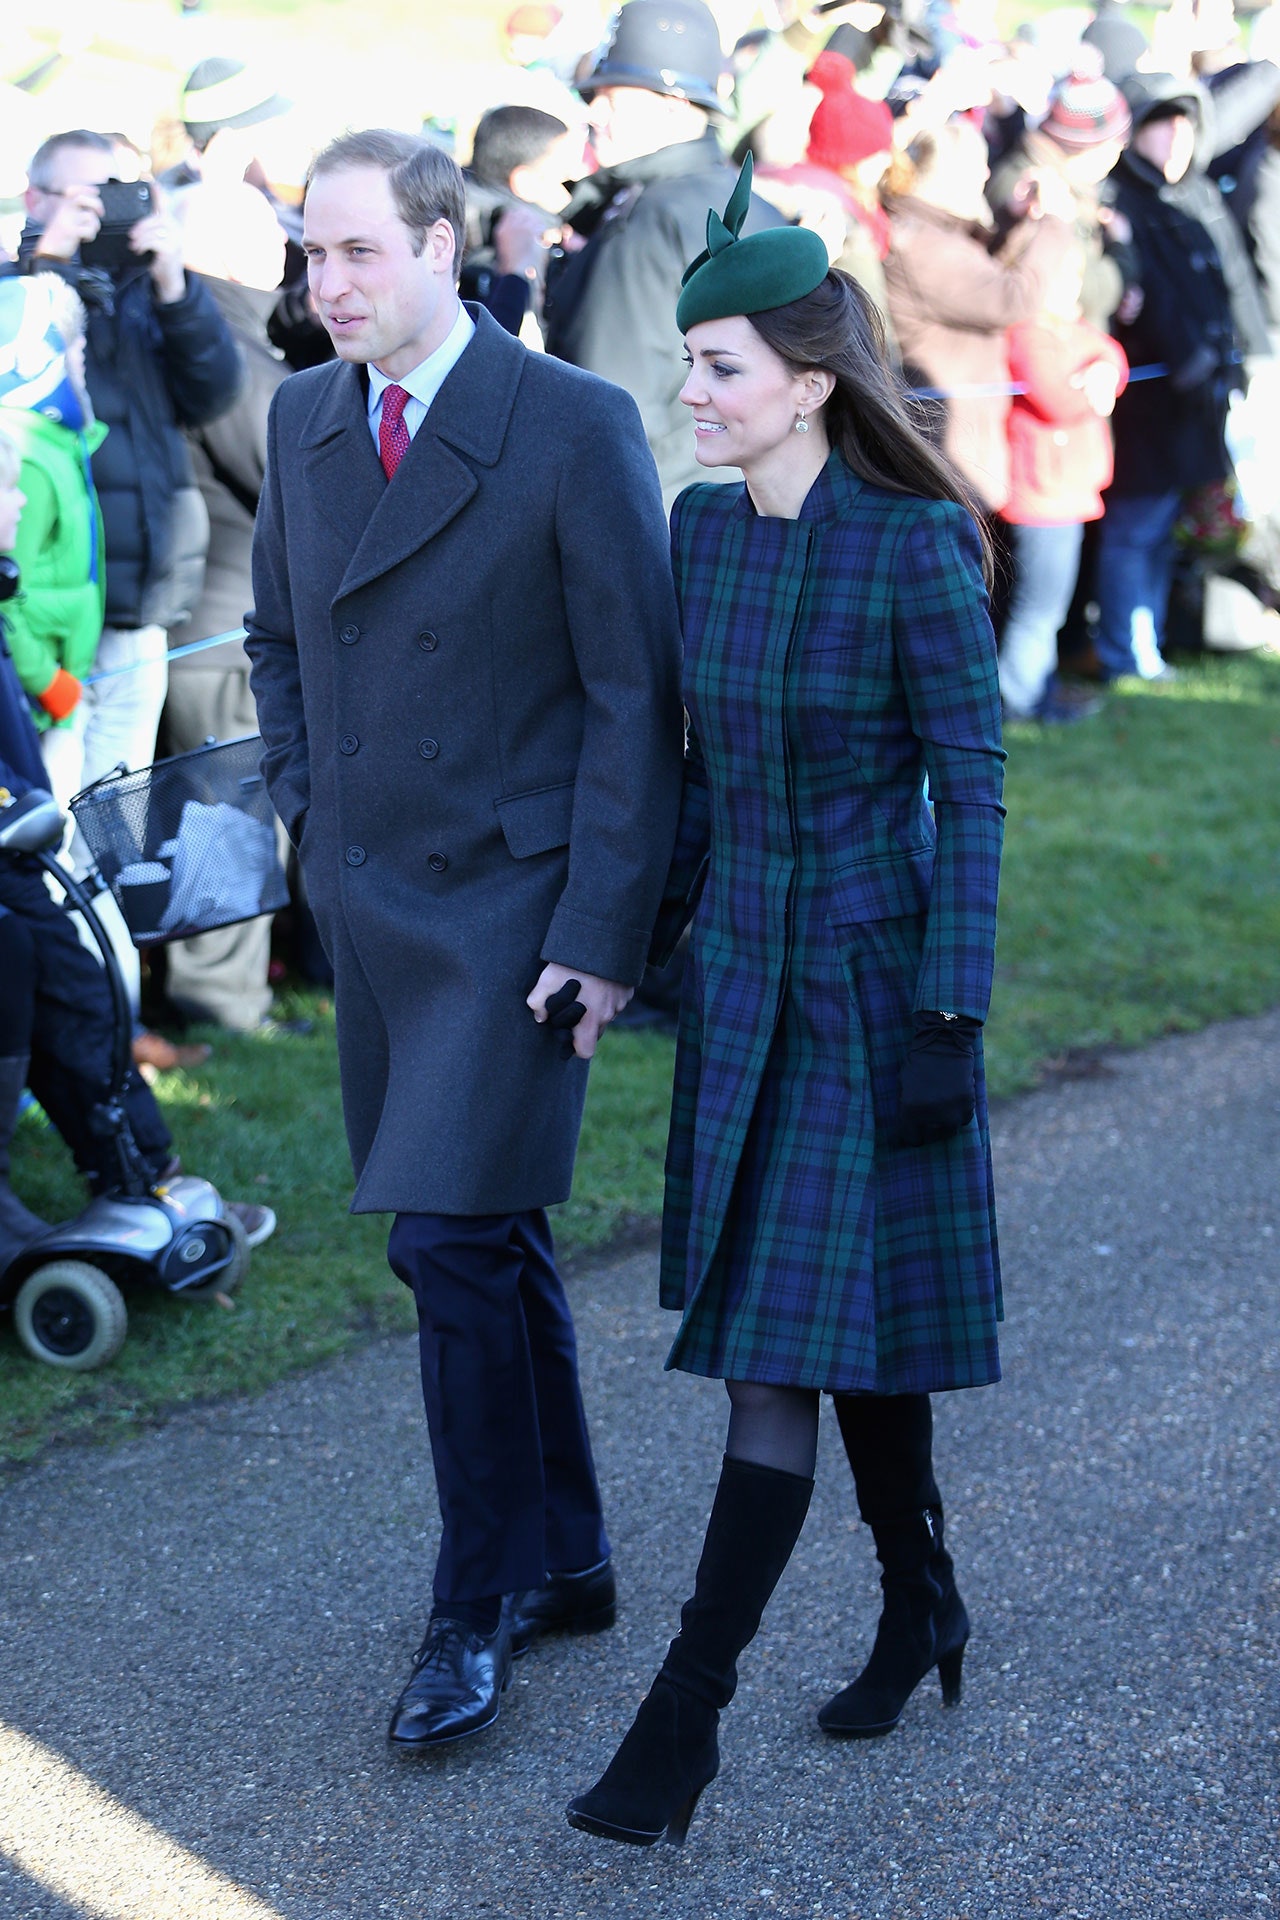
[679,315,821,472]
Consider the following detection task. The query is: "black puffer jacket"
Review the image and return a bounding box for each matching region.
[1109,74,1269,495]
[8,242,243,629]
[544,129,784,503]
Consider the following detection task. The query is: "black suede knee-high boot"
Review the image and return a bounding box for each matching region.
[567,1456,813,1847]
[820,1392,969,1736]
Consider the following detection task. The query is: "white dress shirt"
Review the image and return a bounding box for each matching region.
[366,302,476,450]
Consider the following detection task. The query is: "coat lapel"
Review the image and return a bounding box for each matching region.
[298,361,385,556]
[300,306,526,603]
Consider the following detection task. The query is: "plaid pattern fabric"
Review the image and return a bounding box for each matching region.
[659,452,1006,1394]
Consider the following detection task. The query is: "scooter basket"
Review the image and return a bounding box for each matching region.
[69,735,288,947]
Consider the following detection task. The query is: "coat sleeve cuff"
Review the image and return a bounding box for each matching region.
[541,904,652,989]
[38,667,83,720]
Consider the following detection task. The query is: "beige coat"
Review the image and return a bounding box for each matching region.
[884,198,1072,511]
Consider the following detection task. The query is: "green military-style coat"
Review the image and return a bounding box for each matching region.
[657,450,1006,1396]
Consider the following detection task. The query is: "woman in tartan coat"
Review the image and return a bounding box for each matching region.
[569,160,1005,1851]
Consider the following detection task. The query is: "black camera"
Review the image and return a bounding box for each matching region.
[80,178,155,277]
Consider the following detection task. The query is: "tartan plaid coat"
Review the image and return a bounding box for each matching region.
[657,449,1006,1395]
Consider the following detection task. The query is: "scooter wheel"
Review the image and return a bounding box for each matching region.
[177,1207,250,1301]
[13,1260,128,1370]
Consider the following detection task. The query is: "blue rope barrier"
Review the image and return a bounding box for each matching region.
[84,627,248,685]
[911,361,1170,401]
[75,352,1214,685]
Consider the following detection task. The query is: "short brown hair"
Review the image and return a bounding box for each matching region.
[26,130,114,194]
[306,129,466,273]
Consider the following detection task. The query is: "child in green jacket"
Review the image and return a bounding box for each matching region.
[0,275,106,732]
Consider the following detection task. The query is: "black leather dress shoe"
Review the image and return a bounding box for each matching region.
[387,1613,513,1747]
[507,1557,617,1658]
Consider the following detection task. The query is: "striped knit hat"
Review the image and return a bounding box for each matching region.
[1041,48,1132,151]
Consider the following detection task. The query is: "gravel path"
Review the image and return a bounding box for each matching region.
[1,1012,1276,1920]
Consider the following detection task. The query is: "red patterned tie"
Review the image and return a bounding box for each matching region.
[379,382,411,480]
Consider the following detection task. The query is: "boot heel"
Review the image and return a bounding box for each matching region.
[938,1641,965,1707]
[570,1598,618,1636]
[663,1783,707,1848]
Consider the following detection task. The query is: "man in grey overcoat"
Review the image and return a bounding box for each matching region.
[245,129,684,1748]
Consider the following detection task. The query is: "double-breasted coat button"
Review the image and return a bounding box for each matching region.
[346,845,366,866]
[340,623,360,644]
[418,738,439,759]
[427,852,448,873]
[339,733,359,754]
[418,631,438,651]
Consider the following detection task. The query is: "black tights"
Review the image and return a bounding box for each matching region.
[724,1380,936,1508]
[725,1379,820,1478]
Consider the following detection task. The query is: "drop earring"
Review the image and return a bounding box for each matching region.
[794,410,809,434]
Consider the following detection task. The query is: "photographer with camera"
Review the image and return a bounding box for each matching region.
[462,104,583,341]
[5,130,243,1017]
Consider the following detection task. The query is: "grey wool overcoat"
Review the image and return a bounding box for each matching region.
[245,305,685,1215]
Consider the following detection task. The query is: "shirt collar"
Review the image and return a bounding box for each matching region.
[367,302,476,414]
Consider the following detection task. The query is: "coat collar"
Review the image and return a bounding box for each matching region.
[731,447,861,528]
[297,304,526,599]
[562,129,726,231]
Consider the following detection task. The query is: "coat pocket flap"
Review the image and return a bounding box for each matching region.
[828,847,933,925]
[495,782,575,859]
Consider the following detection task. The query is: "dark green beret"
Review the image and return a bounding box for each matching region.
[676,153,831,333]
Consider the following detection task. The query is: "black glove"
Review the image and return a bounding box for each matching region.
[544,976,586,1060]
[894,1012,980,1147]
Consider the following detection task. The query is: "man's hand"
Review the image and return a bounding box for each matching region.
[1022,168,1076,225]
[32,186,103,263]
[527,963,633,1060]
[130,207,187,305]
[492,204,550,281]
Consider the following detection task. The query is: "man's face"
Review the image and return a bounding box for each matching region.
[510,129,583,214]
[586,86,705,169]
[302,164,457,380]
[25,142,112,225]
[1062,137,1125,188]
[1134,112,1196,184]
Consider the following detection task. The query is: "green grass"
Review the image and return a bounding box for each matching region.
[1,1015,677,1466]
[989,651,1280,1091]
[4,651,1279,1463]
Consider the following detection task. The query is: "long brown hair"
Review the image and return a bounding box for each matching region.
[749,269,995,588]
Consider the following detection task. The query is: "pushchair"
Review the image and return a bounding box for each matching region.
[0,736,288,1370]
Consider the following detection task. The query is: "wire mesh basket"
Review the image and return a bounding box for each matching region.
[69,735,289,948]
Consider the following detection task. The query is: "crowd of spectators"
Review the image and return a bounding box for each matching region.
[0,0,1277,1166]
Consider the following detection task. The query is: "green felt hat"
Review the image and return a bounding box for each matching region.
[676,154,831,334]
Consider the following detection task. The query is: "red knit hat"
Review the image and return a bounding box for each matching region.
[805,48,894,173]
[1041,47,1132,150]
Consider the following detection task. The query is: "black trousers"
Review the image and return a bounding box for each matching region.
[388,1207,609,1605]
[0,862,171,1184]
